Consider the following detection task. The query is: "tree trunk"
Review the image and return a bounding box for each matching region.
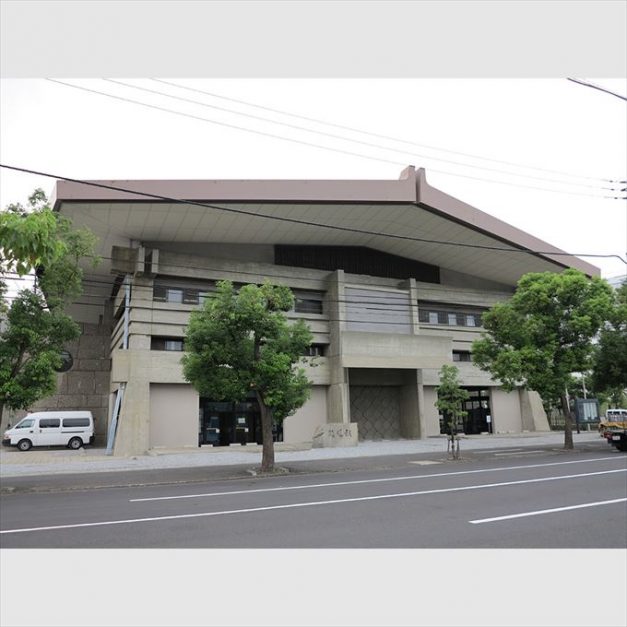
[561,393,574,450]
[0,401,6,433]
[256,391,275,473]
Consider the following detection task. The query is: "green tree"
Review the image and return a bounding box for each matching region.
[0,190,98,428]
[0,292,79,423]
[182,280,313,472]
[434,365,469,459]
[472,269,614,450]
[590,279,627,400]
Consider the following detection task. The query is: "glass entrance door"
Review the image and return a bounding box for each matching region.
[461,388,492,434]
[199,397,262,446]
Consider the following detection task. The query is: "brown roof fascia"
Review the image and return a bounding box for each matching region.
[51,165,600,277]
[414,168,600,277]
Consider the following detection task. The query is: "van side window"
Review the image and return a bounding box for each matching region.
[39,418,61,428]
[15,419,34,429]
[62,418,91,427]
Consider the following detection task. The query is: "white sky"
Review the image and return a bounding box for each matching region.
[1,78,626,280]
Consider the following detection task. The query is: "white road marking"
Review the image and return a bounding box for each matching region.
[469,498,627,524]
[129,456,624,503]
[488,448,523,453]
[2,468,625,535]
[494,450,545,456]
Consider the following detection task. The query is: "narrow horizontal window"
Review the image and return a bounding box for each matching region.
[151,336,185,351]
[303,344,326,357]
[295,298,323,314]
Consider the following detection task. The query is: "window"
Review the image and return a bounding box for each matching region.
[62,418,91,427]
[291,291,324,315]
[153,285,167,302]
[303,344,326,357]
[419,304,486,328]
[452,351,472,362]
[183,289,199,305]
[166,288,183,303]
[15,419,34,429]
[295,298,323,315]
[151,336,184,351]
[39,418,61,428]
[154,283,216,305]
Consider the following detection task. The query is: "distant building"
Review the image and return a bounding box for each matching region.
[30,166,598,455]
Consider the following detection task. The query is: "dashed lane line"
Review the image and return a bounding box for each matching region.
[1,468,625,535]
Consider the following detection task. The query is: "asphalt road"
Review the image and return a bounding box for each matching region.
[2,448,626,548]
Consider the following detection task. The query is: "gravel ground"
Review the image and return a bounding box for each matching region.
[0,431,604,477]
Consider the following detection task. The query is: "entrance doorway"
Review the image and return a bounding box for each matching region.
[461,388,492,434]
[198,396,285,446]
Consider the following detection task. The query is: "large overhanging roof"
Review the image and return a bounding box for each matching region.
[52,166,599,287]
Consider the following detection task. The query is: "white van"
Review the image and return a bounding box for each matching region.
[2,411,95,451]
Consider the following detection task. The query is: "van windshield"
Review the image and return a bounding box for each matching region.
[14,419,34,429]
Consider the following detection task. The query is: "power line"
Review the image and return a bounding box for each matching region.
[567,78,627,102]
[44,79,626,200]
[102,78,617,192]
[2,275,499,314]
[2,163,625,264]
[153,78,622,184]
[0,291,488,327]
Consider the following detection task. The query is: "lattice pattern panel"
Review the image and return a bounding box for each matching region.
[350,386,401,441]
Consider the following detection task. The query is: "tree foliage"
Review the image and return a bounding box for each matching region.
[435,365,469,459]
[0,190,98,427]
[0,291,79,412]
[590,279,627,398]
[472,269,614,449]
[182,280,313,472]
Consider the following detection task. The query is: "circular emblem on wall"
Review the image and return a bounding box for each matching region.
[55,350,74,373]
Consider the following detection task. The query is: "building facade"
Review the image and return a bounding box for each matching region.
[30,166,598,455]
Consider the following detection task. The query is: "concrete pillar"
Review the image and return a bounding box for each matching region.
[399,369,427,439]
[112,353,151,456]
[325,270,350,424]
[400,277,420,334]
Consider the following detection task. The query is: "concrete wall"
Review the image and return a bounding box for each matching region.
[341,331,451,369]
[520,390,551,432]
[423,387,442,436]
[283,386,328,443]
[149,383,199,448]
[345,286,411,334]
[490,388,523,433]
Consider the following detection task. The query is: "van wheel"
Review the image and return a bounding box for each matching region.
[17,439,32,452]
[68,437,83,450]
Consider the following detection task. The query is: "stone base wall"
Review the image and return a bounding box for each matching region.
[25,322,112,445]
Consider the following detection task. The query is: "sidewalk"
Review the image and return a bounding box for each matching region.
[0,431,604,478]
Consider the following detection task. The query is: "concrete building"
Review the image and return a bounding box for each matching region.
[30,166,598,455]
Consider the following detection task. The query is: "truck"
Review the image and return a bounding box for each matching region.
[599,409,627,452]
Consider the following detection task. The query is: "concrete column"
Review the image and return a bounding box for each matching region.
[400,277,420,334]
[325,270,350,424]
[399,369,427,439]
[417,368,427,438]
[113,352,152,456]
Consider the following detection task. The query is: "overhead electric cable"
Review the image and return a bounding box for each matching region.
[566,78,627,102]
[154,78,620,184]
[2,163,625,265]
[103,78,615,192]
[45,79,625,200]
